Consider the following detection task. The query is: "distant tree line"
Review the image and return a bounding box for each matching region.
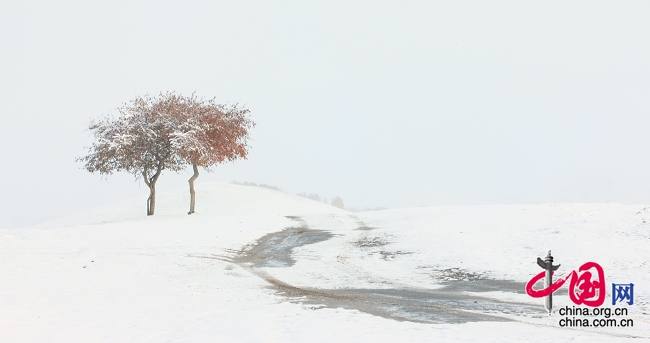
[295,192,345,210]
[231,183,347,210]
[230,181,282,192]
[296,192,322,202]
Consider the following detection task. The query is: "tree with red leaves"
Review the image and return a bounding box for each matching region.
[78,93,254,216]
[169,94,254,214]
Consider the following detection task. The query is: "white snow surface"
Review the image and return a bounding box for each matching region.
[2,182,649,342]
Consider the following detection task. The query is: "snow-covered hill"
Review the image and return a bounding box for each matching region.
[1,183,648,342]
[41,182,347,227]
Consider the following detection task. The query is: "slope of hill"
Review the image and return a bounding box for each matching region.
[1,184,649,342]
[40,182,347,228]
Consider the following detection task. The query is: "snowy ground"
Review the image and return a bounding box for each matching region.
[1,183,648,342]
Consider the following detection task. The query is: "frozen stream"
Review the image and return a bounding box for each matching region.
[233,225,542,324]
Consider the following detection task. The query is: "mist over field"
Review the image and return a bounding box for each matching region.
[1,3,649,228]
[2,4,649,340]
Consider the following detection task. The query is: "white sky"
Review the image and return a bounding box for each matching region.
[1,1,649,228]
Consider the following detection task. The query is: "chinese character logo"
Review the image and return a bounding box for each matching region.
[567,261,606,307]
[525,251,606,313]
[526,251,635,313]
[612,283,634,305]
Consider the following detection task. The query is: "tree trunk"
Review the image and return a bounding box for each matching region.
[143,162,164,216]
[188,163,199,214]
[147,182,156,216]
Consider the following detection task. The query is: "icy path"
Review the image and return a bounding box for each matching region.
[231,223,541,324]
[2,191,650,341]
[226,210,650,340]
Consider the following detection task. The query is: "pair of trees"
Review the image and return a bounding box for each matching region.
[78,93,254,215]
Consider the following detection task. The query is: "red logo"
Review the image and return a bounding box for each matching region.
[526,262,606,307]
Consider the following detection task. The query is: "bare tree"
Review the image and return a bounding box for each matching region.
[169,94,254,214]
[331,196,345,209]
[77,94,184,215]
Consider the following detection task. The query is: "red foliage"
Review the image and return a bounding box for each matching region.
[168,93,254,169]
[78,92,254,215]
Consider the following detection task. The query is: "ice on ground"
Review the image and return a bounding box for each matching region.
[1,183,648,342]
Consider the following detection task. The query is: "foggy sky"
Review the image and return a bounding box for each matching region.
[1,1,649,228]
